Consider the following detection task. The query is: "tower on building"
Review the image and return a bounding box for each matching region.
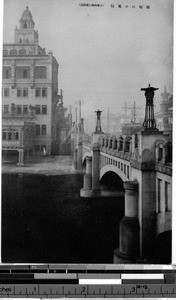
[14,6,39,53]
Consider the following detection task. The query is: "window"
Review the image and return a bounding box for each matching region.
[127,166,129,179]
[124,164,126,175]
[16,67,30,79]
[135,134,138,148]
[121,163,123,171]
[165,182,169,212]
[3,67,11,79]
[35,105,41,114]
[35,67,47,79]
[34,145,40,151]
[23,105,28,114]
[3,50,8,56]
[4,88,9,97]
[42,105,47,114]
[35,88,41,97]
[10,50,17,56]
[42,88,47,97]
[8,131,12,140]
[36,125,40,135]
[4,105,9,114]
[17,88,22,97]
[42,125,47,135]
[23,69,28,78]
[158,179,162,212]
[2,131,7,140]
[23,88,28,97]
[119,137,123,151]
[19,49,26,56]
[118,162,120,168]
[17,105,22,114]
[158,147,163,162]
[14,131,19,140]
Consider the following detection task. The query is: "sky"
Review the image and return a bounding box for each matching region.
[2,0,174,127]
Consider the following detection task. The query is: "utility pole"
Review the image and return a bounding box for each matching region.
[107,108,110,133]
[69,105,72,130]
[75,107,78,133]
[122,101,141,123]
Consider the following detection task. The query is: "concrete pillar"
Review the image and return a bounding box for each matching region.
[72,148,78,169]
[84,157,92,189]
[21,149,24,164]
[92,145,100,193]
[114,181,140,263]
[17,149,24,166]
[77,141,83,169]
[140,171,156,259]
[80,156,92,197]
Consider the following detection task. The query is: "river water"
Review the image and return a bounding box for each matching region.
[2,173,124,263]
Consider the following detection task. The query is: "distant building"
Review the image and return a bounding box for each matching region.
[2,6,65,163]
[160,87,173,134]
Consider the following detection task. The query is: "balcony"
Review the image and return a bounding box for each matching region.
[2,140,21,148]
[2,112,35,119]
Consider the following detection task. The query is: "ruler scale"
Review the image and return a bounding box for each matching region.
[0,265,175,298]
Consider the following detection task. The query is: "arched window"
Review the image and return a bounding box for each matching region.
[24,23,27,28]
[165,142,172,163]
[3,50,8,56]
[19,49,26,56]
[10,49,17,56]
[2,130,7,141]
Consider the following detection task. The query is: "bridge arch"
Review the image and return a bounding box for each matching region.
[99,170,124,192]
[100,165,129,183]
[82,152,92,165]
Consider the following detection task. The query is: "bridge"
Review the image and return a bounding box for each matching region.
[72,85,172,264]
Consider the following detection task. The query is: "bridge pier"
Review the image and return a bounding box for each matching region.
[77,141,83,170]
[80,156,92,197]
[92,145,101,196]
[114,181,140,263]
[72,148,77,169]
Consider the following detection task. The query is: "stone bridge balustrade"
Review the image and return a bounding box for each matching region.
[74,124,172,263]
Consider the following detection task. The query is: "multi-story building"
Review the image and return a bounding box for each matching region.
[2,6,62,163]
[160,86,173,134]
[149,87,173,134]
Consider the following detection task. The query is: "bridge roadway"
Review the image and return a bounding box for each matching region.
[73,129,172,264]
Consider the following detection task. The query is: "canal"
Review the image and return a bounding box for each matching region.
[2,173,124,263]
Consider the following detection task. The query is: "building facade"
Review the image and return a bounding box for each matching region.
[2,6,62,162]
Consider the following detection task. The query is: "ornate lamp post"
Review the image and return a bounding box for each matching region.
[95,109,103,133]
[141,84,158,129]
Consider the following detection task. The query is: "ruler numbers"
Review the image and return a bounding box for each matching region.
[0,284,176,297]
